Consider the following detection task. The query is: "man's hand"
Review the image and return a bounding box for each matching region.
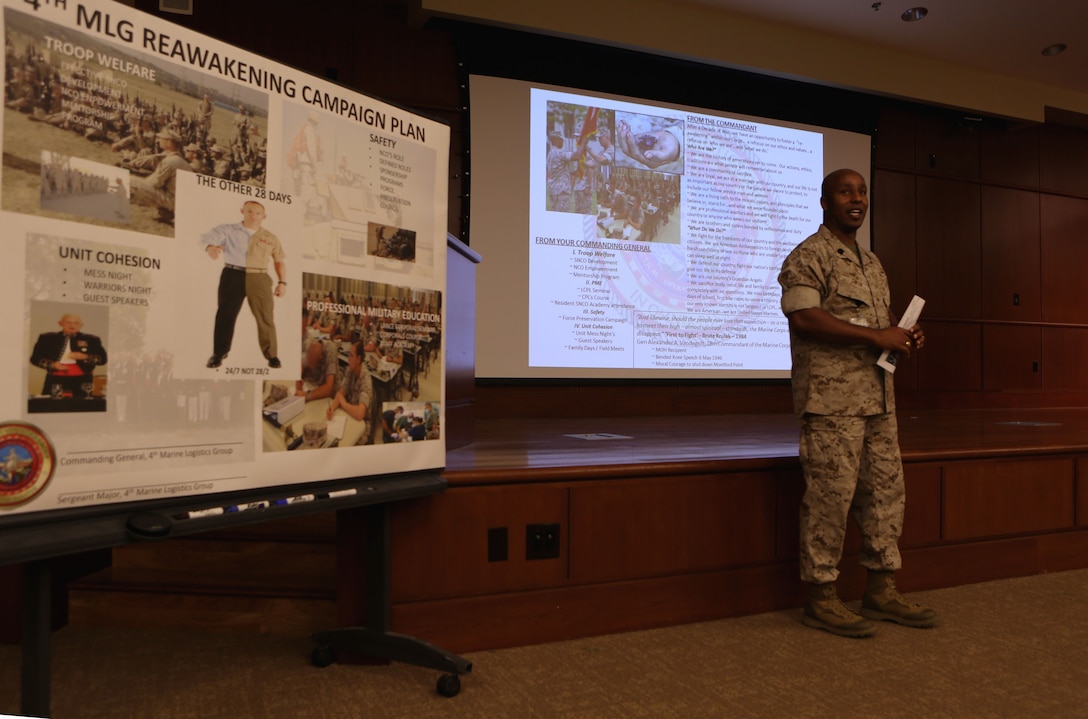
[906,323,926,353]
[205,245,223,260]
[274,281,286,298]
[874,326,915,355]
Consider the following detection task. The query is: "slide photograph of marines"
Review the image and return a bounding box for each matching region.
[39,151,130,224]
[2,8,269,237]
[778,168,936,638]
[201,200,287,370]
[368,222,416,262]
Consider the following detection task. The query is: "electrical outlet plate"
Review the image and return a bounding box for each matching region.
[526,523,560,560]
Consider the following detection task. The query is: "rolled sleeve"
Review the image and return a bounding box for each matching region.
[782,285,821,315]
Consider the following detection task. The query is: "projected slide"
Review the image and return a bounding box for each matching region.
[530,88,821,372]
[471,76,871,380]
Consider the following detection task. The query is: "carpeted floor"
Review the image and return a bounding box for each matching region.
[3,569,1087,718]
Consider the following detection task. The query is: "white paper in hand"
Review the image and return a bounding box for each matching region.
[877,295,925,373]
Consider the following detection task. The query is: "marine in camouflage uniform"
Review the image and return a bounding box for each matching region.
[546,131,587,213]
[778,169,936,637]
[130,128,192,221]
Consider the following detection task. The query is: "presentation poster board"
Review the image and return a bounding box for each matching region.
[0,0,449,517]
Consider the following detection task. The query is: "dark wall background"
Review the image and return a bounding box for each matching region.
[134,0,1088,418]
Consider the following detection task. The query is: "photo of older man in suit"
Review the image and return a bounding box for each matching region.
[29,312,107,399]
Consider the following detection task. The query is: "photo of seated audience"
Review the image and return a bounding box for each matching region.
[596,167,681,243]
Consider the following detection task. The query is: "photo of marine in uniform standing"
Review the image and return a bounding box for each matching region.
[200,200,288,370]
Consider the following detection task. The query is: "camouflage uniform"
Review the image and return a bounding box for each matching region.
[338,363,374,445]
[131,146,191,216]
[779,224,904,584]
[546,139,574,212]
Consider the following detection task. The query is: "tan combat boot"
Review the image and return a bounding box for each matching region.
[860,571,938,628]
[802,582,876,638]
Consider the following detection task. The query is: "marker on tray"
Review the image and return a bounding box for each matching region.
[174,507,225,520]
[273,494,315,506]
[225,500,270,513]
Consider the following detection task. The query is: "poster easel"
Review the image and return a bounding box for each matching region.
[2,471,471,717]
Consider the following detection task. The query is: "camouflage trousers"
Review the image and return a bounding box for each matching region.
[130,178,173,213]
[798,413,905,584]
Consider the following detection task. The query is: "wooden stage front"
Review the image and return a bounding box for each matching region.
[384,407,1088,652]
[59,407,1088,654]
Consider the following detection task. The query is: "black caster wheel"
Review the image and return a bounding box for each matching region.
[436,673,461,697]
[311,644,336,668]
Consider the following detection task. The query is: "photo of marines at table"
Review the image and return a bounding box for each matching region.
[262,274,444,452]
[262,337,372,450]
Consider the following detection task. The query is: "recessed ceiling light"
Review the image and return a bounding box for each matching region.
[901,7,928,22]
[1042,43,1068,57]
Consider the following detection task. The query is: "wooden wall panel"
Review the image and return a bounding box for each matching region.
[982,325,1041,391]
[915,321,982,391]
[872,169,917,315]
[916,178,981,319]
[388,485,569,601]
[874,104,916,171]
[1041,194,1088,324]
[901,462,942,548]
[0,565,19,643]
[979,124,1040,188]
[1042,328,1088,390]
[569,473,777,583]
[914,111,980,181]
[1078,457,1088,527]
[980,187,1040,322]
[1040,123,1088,197]
[943,458,1074,540]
